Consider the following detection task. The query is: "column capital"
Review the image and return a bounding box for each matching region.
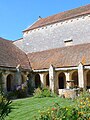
[49,64,55,70]
[78,62,84,68]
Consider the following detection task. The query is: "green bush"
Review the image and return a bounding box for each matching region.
[36,90,90,120]
[5,91,17,100]
[33,87,43,98]
[42,87,51,97]
[6,86,28,99]
[33,87,56,98]
[36,103,79,120]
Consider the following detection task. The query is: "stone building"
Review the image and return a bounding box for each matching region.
[0,4,90,95]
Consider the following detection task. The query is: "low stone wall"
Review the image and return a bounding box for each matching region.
[58,89,80,99]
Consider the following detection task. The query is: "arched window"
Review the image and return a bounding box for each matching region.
[35,74,41,88]
[7,74,13,91]
[72,71,78,87]
[21,75,24,84]
[58,72,66,89]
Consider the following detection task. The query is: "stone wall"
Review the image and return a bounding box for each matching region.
[14,15,90,53]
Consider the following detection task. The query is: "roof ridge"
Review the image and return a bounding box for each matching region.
[28,42,90,54]
[39,4,90,21]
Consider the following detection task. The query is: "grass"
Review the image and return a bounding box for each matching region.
[5,97,73,120]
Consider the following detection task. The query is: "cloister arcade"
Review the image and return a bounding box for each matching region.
[33,64,90,94]
[0,63,90,94]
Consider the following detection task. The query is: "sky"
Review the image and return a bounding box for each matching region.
[0,0,90,41]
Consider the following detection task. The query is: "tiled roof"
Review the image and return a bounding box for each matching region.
[23,4,90,31]
[28,43,90,70]
[1,37,90,70]
[0,37,30,70]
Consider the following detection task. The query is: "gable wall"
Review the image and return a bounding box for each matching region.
[14,14,90,53]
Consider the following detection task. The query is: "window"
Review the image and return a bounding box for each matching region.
[64,39,73,46]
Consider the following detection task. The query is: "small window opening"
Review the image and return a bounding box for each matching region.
[64,39,73,46]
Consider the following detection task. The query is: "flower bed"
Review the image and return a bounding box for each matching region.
[36,90,90,120]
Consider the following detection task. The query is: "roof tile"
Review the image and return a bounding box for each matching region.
[0,37,31,70]
[28,43,90,70]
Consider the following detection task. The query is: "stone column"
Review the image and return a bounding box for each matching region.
[15,65,22,86]
[78,62,84,88]
[39,73,46,88]
[15,71,22,85]
[2,73,7,92]
[49,64,55,93]
[65,72,71,89]
[31,74,35,87]
[55,72,60,94]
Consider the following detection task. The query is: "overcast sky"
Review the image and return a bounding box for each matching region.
[0,0,90,40]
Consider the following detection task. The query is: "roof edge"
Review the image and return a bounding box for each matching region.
[23,4,90,32]
[24,12,90,32]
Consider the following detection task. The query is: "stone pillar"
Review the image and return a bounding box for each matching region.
[39,73,46,88]
[78,62,84,88]
[31,74,35,87]
[55,72,59,93]
[49,64,55,93]
[15,65,22,85]
[65,72,71,89]
[15,71,22,85]
[2,73,7,92]
[22,72,29,83]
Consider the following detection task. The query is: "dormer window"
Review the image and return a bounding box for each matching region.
[64,39,73,46]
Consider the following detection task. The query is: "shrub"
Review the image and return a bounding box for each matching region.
[42,87,51,97]
[5,91,17,100]
[6,82,28,99]
[74,90,90,120]
[33,88,43,98]
[27,79,34,95]
[15,85,27,98]
[33,87,57,98]
[36,103,79,120]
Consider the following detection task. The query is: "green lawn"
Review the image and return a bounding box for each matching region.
[5,97,73,120]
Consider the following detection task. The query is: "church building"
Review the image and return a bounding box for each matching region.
[0,4,90,95]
